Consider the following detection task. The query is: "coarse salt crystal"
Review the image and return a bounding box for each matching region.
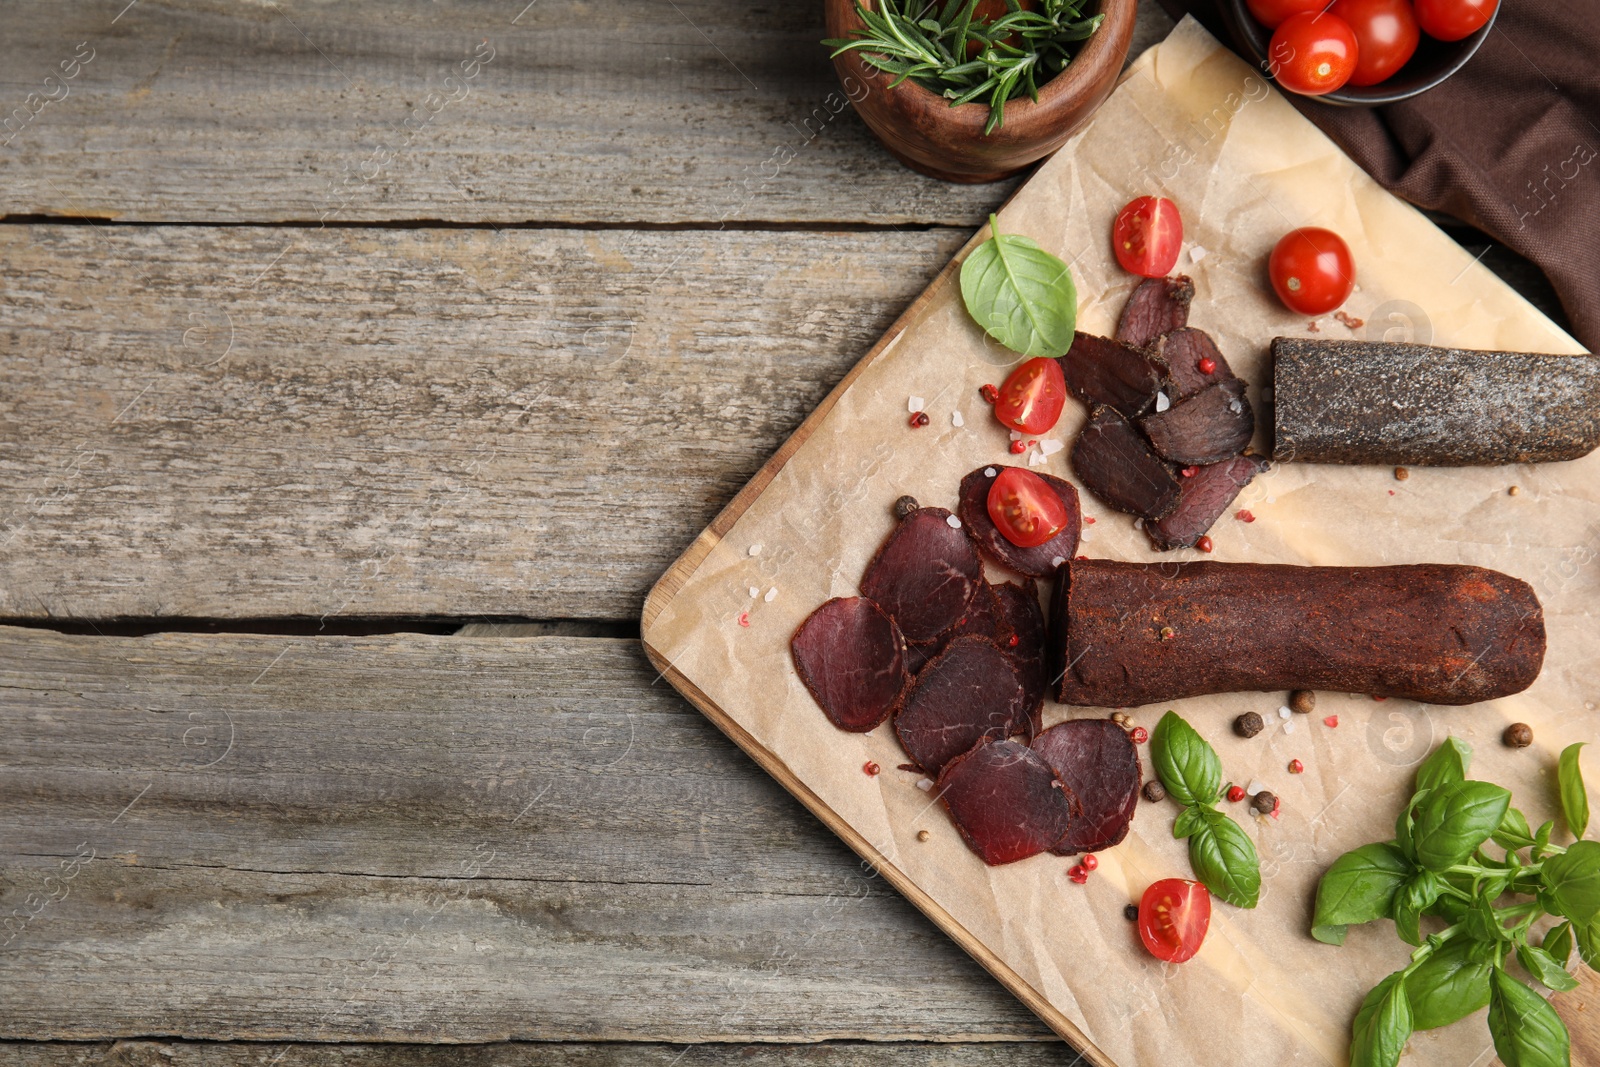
[908,395,925,413]
[1079,527,1092,542]
[1028,449,1047,467]
[1009,430,1023,441]
[1051,556,1066,567]
[1229,398,1243,414]
[1133,518,1144,530]
[1279,706,1292,719]
[1039,439,1064,456]
[1189,245,1208,264]
[984,467,997,478]
[764,587,778,603]
[1155,391,1171,413]
[748,544,762,557]
[1284,719,1297,734]
[916,778,934,792]
[952,410,964,427]
[1248,779,1267,796]
[748,586,759,598]
[946,515,962,529]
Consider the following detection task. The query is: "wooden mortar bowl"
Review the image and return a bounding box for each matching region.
[825,0,1139,183]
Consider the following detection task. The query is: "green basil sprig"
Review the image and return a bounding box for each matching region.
[1311,737,1594,1067]
[1149,711,1260,908]
[958,215,1078,357]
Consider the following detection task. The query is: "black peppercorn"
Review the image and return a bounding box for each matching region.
[893,495,919,520]
[1504,722,1533,749]
[1251,790,1277,815]
[1142,780,1166,803]
[1234,712,1264,739]
[1124,903,1140,921]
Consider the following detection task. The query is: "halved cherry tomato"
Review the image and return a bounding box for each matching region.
[1245,0,1328,30]
[1413,0,1496,41]
[986,467,1069,548]
[1112,196,1183,279]
[1268,227,1356,315]
[1330,0,1419,85]
[994,356,1066,434]
[1269,11,1359,96]
[1138,878,1212,964]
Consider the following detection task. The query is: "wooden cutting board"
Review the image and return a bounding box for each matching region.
[642,18,1598,1067]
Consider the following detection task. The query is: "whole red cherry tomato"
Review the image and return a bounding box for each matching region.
[1269,11,1359,96]
[1269,227,1356,315]
[993,356,1066,434]
[1413,0,1497,41]
[1139,879,1212,964]
[1112,196,1183,279]
[986,467,1069,548]
[1245,0,1328,30]
[1330,0,1419,86]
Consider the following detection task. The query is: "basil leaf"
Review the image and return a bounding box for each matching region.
[1488,966,1571,1067]
[1541,840,1600,926]
[959,214,1078,357]
[1495,806,1537,851]
[1395,789,1429,864]
[1410,780,1512,872]
[1312,842,1413,943]
[1406,937,1494,1030]
[1577,914,1600,969]
[1172,805,1208,839]
[1349,971,1413,1067]
[1188,807,1260,909]
[1544,921,1573,966]
[1150,711,1222,808]
[1517,942,1580,993]
[1416,736,1472,793]
[1558,742,1588,839]
[1534,819,1555,858]
[1467,892,1512,943]
[1391,869,1441,947]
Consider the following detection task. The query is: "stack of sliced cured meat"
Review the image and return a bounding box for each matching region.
[1066,276,1268,550]
[791,481,1141,867]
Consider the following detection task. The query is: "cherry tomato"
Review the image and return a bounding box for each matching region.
[986,468,1069,548]
[1413,0,1496,41]
[1138,878,1212,964]
[1269,11,1359,96]
[1245,0,1328,30]
[1330,0,1419,86]
[993,356,1066,434]
[1268,227,1356,315]
[1112,196,1183,279]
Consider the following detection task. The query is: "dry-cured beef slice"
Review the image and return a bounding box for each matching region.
[1117,275,1195,350]
[1156,327,1239,401]
[992,580,1047,737]
[1140,379,1255,465]
[1070,405,1182,520]
[860,506,983,644]
[894,636,1029,775]
[937,738,1078,865]
[1030,719,1141,855]
[1059,332,1167,420]
[791,597,909,732]
[956,465,1082,578]
[1051,559,1546,707]
[904,581,1013,676]
[1146,454,1270,551]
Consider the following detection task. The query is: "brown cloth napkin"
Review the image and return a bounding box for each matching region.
[1158,0,1600,352]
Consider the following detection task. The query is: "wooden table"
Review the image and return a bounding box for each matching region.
[0,2,1588,1063]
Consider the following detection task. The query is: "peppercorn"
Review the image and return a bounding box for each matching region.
[1504,722,1533,749]
[1195,535,1214,553]
[1129,726,1149,744]
[1124,903,1140,921]
[1009,440,1027,454]
[979,383,999,404]
[1288,758,1305,774]
[1394,466,1409,481]
[893,495,919,520]
[1251,790,1277,815]
[1112,712,1131,727]
[1142,780,1166,803]
[916,829,930,842]
[1508,485,1521,497]
[1227,785,1247,803]
[908,411,930,428]
[1234,712,1264,739]
[1289,689,1316,715]
[1081,854,1098,872]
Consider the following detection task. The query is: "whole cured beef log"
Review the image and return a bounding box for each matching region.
[1140,379,1255,465]
[860,506,982,643]
[1271,337,1600,466]
[956,465,1082,578]
[937,739,1078,865]
[1071,406,1182,520]
[791,597,909,732]
[1060,332,1167,419]
[1156,328,1238,400]
[1117,275,1195,350]
[1030,719,1141,855]
[1146,454,1270,550]
[993,579,1047,734]
[894,636,1029,775]
[1048,559,1545,707]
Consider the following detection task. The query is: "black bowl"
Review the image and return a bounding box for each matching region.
[1216,0,1498,106]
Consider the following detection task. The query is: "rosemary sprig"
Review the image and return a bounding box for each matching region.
[823,0,1103,135]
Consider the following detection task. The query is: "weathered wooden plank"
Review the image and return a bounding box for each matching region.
[0,0,1174,225]
[0,1043,1079,1067]
[0,627,1049,1043]
[0,224,965,620]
